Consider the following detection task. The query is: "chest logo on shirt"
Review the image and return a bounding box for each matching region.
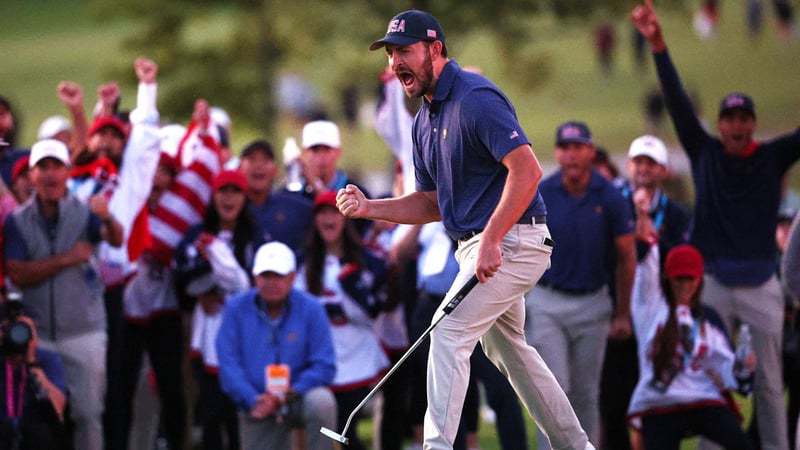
[595,205,603,215]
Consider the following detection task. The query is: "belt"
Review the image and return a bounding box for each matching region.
[457,215,546,243]
[538,280,596,297]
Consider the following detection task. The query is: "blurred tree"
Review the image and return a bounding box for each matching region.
[91,0,685,133]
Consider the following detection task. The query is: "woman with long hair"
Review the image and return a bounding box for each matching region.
[295,190,389,450]
[176,169,260,450]
[628,223,756,449]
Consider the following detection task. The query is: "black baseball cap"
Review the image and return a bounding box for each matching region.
[555,121,593,146]
[369,10,446,52]
[718,92,756,118]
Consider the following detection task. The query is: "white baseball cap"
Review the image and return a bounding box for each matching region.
[628,135,668,166]
[252,242,297,276]
[302,120,340,149]
[37,115,72,141]
[29,139,71,168]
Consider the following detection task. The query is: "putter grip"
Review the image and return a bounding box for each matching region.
[442,275,479,314]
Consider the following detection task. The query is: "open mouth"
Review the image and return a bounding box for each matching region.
[397,71,415,88]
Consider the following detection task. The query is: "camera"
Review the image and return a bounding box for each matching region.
[1,298,32,356]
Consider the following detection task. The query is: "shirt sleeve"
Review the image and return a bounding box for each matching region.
[2,215,28,261]
[36,348,67,395]
[462,88,530,163]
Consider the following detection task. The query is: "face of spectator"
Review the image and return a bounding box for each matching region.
[314,205,346,245]
[304,144,341,183]
[555,142,596,184]
[0,105,13,140]
[88,127,126,166]
[668,275,701,306]
[12,171,33,205]
[30,158,69,202]
[626,155,668,190]
[255,271,295,306]
[149,165,175,207]
[213,185,247,224]
[718,109,755,156]
[239,151,276,195]
[386,41,437,99]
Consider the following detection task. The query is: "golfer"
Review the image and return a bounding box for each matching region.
[337,9,594,450]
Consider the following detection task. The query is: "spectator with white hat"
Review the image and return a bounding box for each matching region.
[3,138,123,450]
[217,241,337,450]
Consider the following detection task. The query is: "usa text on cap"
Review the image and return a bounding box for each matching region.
[718,92,755,118]
[370,10,446,52]
[555,121,593,146]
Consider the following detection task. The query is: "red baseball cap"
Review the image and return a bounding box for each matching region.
[88,116,127,139]
[312,190,338,213]
[664,244,704,279]
[213,170,247,192]
[11,156,30,184]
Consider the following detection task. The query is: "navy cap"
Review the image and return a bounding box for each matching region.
[718,92,756,118]
[555,121,593,146]
[370,10,446,51]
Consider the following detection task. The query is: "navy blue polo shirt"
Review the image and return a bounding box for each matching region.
[654,50,800,286]
[412,60,546,241]
[248,190,313,254]
[538,170,634,292]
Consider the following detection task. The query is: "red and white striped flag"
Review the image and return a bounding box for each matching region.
[148,120,221,265]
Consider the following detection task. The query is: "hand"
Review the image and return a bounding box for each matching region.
[194,232,215,261]
[88,194,111,221]
[250,393,279,420]
[19,316,39,363]
[192,99,210,132]
[65,241,93,265]
[57,81,83,110]
[608,314,633,339]
[632,188,651,215]
[631,0,666,52]
[97,82,120,111]
[135,56,158,84]
[475,239,503,283]
[336,184,368,218]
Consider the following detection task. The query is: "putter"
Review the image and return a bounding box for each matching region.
[320,274,480,445]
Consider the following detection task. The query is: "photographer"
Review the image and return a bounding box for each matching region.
[0,299,68,449]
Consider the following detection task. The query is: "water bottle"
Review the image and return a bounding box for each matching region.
[735,323,754,395]
[282,137,303,192]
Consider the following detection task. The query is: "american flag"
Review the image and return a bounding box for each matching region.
[148,121,221,265]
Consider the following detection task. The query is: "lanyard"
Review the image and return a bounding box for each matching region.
[5,362,26,421]
[682,319,700,368]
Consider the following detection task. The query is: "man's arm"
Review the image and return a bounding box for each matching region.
[337,186,440,225]
[3,216,94,286]
[611,233,636,339]
[475,144,542,283]
[89,194,124,247]
[631,0,709,157]
[56,81,87,158]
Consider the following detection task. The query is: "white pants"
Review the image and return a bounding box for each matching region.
[40,330,107,450]
[423,223,590,450]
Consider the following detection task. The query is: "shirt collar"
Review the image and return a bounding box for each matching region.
[427,59,461,105]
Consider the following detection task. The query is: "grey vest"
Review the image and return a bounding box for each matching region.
[12,193,106,340]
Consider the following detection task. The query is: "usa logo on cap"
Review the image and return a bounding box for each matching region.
[725,95,746,108]
[560,125,582,139]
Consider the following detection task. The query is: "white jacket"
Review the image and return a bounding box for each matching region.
[628,243,738,421]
